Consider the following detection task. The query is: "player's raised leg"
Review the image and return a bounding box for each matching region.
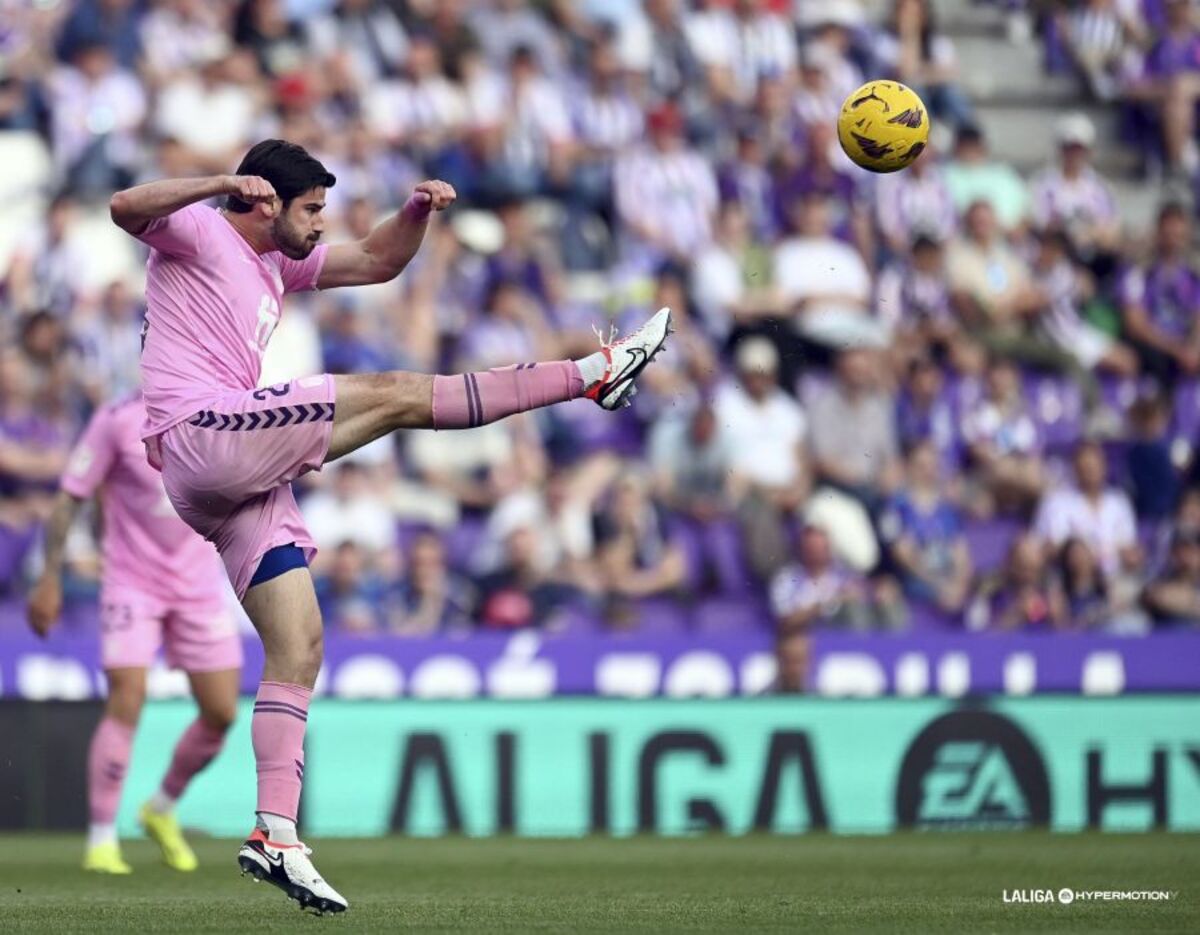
[140,666,239,871]
[83,666,145,874]
[325,306,673,462]
[234,568,346,913]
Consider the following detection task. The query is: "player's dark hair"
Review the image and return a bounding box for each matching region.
[226,139,336,213]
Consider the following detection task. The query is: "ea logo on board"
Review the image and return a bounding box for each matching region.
[895,709,1051,828]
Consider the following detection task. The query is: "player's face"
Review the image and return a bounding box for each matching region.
[272,187,326,260]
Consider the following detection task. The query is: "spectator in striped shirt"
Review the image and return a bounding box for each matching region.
[877,234,981,375]
[1119,202,1200,386]
[961,357,1047,517]
[564,34,644,267]
[363,34,467,166]
[1062,0,1146,101]
[613,102,719,267]
[1029,113,1120,272]
[874,143,958,259]
[464,43,574,203]
[684,0,798,105]
[1029,228,1138,377]
[770,523,901,633]
[770,524,870,631]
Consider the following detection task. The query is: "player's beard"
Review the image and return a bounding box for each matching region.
[272,214,319,260]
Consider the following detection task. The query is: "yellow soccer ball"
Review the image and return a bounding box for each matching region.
[836,80,930,173]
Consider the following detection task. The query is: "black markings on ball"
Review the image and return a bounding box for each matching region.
[851,133,894,159]
[888,107,924,129]
[851,87,889,112]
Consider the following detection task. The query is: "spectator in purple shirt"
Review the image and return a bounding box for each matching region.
[484,200,562,311]
[1120,202,1200,385]
[1056,537,1116,631]
[595,470,688,626]
[880,439,973,614]
[717,126,779,243]
[773,121,866,248]
[968,533,1066,631]
[896,357,961,477]
[1129,0,1200,171]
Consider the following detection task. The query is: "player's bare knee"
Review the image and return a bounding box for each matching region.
[278,628,323,686]
[105,676,146,727]
[200,700,236,733]
[300,629,324,684]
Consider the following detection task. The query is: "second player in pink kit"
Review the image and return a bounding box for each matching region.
[28,393,242,875]
[110,139,671,912]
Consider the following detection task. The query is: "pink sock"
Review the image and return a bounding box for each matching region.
[88,717,135,825]
[252,681,311,822]
[160,718,229,801]
[432,361,585,429]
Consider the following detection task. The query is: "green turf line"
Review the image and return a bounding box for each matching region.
[0,832,1196,933]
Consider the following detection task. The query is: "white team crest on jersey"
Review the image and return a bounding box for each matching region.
[67,444,94,477]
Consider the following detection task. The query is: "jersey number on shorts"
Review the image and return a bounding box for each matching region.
[248,294,280,355]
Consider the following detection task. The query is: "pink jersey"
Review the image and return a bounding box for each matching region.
[136,203,328,442]
[61,394,226,605]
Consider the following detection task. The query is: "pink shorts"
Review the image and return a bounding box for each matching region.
[157,375,337,599]
[101,586,242,672]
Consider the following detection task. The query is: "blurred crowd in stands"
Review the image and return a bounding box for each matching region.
[3,0,1200,675]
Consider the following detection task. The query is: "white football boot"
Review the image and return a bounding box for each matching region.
[238,829,348,914]
[584,306,673,410]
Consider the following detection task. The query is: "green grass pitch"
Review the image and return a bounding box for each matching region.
[0,833,1196,933]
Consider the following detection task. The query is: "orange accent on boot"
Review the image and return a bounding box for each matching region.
[248,827,303,849]
[583,346,614,401]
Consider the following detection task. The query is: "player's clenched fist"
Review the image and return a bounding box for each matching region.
[224,174,277,204]
[27,573,62,638]
[410,180,456,212]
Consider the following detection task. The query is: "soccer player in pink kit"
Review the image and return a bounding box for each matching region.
[27,392,242,875]
[108,139,670,912]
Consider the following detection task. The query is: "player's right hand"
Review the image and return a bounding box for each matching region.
[224,174,277,205]
[27,573,63,638]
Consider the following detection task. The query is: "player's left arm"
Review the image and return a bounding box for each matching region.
[27,407,117,637]
[318,180,456,289]
[27,490,86,637]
